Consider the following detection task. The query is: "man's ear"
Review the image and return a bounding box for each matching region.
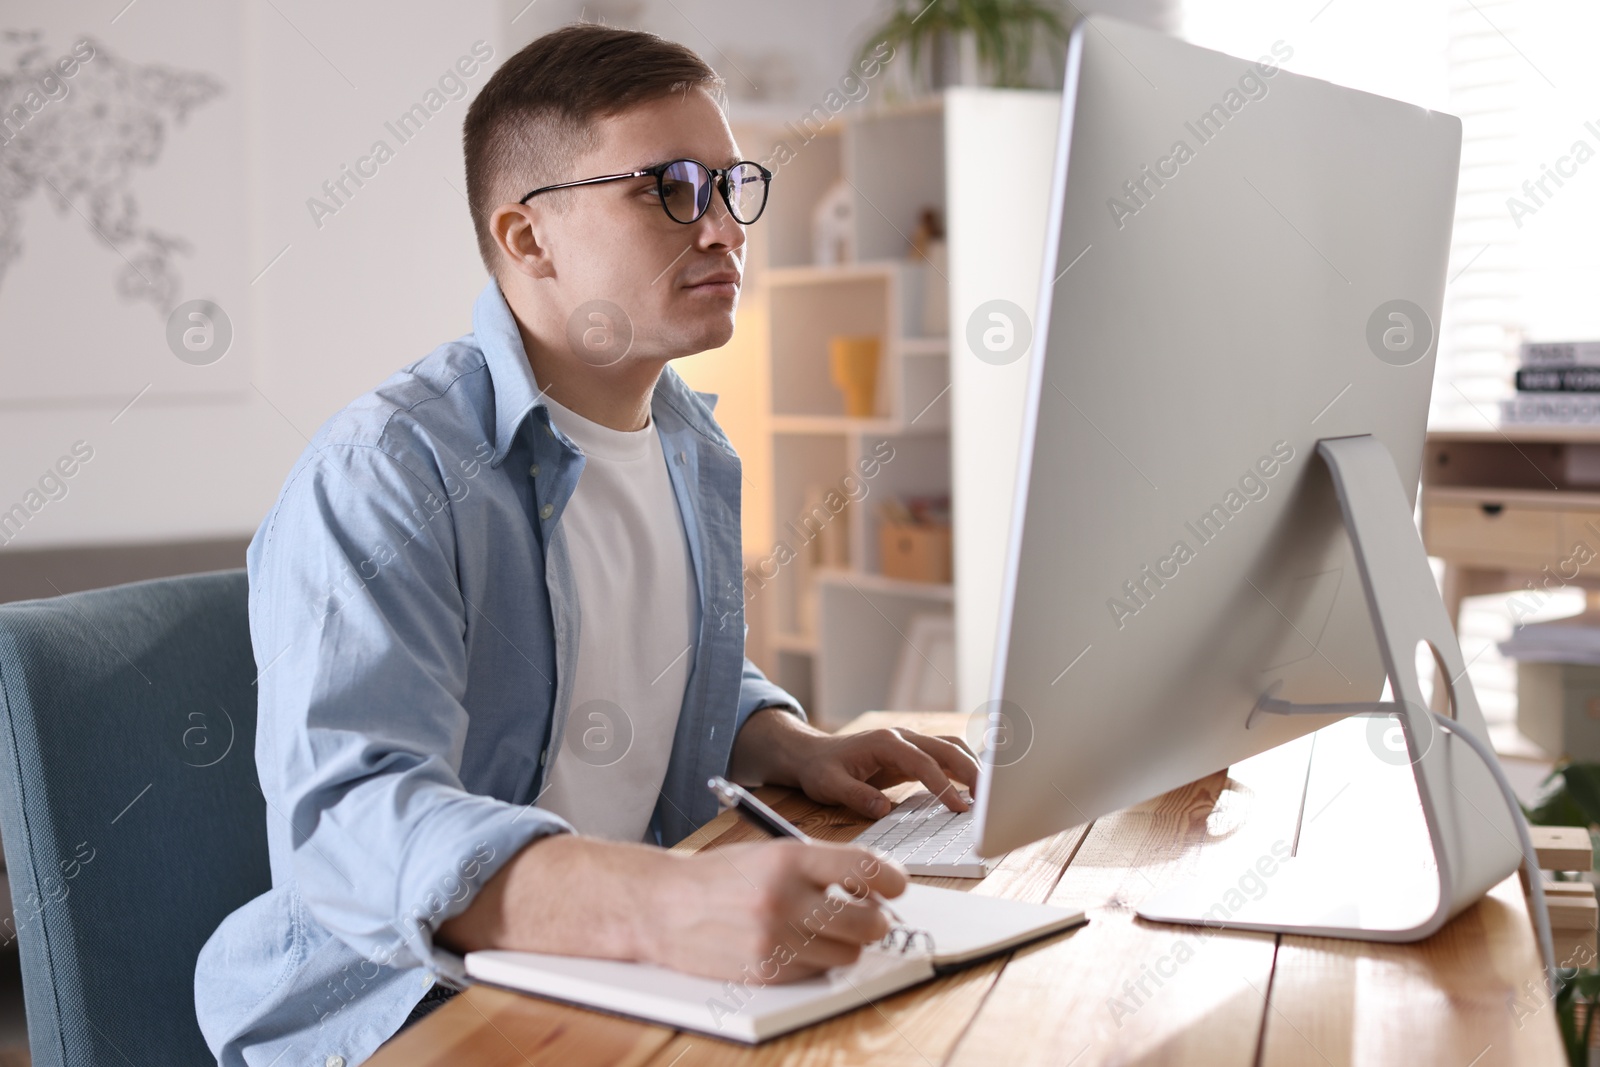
[490,202,555,282]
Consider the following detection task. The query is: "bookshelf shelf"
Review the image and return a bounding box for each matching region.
[813,567,955,601]
[771,415,946,436]
[770,630,818,653]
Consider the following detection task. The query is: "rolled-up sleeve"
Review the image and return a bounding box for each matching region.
[249,441,572,980]
[734,652,807,732]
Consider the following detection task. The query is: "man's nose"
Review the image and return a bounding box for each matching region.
[696,193,745,250]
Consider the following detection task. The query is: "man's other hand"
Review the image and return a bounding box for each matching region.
[727,708,981,820]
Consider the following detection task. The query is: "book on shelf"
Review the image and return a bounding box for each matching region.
[1516,366,1600,393]
[1520,340,1600,367]
[1500,340,1600,423]
[1501,394,1600,425]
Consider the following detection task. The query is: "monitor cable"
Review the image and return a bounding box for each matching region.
[1428,710,1559,1000]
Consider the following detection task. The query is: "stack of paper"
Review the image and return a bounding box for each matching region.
[1498,612,1600,665]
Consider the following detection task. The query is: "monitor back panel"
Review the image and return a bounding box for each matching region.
[978,16,1460,856]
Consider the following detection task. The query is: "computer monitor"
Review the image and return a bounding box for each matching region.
[972,15,1526,943]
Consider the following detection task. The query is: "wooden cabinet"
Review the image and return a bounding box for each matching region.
[1424,495,1567,569]
[1422,427,1600,621]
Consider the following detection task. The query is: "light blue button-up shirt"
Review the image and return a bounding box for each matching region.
[195,279,802,1066]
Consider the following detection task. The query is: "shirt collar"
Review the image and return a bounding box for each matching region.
[473,277,736,467]
[474,278,547,468]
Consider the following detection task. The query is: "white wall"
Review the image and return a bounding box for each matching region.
[0,0,881,554]
[0,0,504,550]
[947,89,1062,718]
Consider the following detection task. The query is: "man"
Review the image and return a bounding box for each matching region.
[195,22,978,1067]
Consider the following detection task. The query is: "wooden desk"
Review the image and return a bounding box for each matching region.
[369,711,1560,1066]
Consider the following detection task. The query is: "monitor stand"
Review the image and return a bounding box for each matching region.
[1136,434,1524,942]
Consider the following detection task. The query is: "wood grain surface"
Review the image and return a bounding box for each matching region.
[368,712,1562,1066]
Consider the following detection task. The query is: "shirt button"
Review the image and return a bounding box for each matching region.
[539,503,554,520]
[528,463,539,478]
[326,1057,346,1067]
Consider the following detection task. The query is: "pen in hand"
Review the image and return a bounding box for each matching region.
[706,775,908,926]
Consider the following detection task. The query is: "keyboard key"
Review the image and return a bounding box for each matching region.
[851,792,999,878]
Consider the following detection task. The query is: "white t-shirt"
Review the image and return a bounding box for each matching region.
[535,392,699,843]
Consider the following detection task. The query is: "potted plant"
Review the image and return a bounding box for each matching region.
[855,0,1073,94]
[1525,762,1600,1064]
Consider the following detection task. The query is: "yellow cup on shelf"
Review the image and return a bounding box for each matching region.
[828,335,882,418]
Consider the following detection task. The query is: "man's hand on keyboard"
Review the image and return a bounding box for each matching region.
[727,708,981,820]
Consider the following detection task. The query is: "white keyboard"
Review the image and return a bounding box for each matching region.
[852,791,996,878]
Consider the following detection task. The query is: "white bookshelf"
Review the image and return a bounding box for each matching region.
[731,89,1060,728]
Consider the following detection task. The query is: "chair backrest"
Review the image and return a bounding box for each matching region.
[0,569,268,1066]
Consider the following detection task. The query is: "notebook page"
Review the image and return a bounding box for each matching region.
[888,882,1087,967]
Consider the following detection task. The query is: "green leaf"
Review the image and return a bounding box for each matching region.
[1561,764,1600,828]
[1527,787,1592,828]
[854,0,1075,91]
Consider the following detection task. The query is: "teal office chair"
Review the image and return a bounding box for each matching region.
[0,570,268,1066]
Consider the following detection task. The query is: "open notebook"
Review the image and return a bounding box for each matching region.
[464,882,1086,1043]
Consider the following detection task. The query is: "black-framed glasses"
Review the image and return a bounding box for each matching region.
[518,158,772,225]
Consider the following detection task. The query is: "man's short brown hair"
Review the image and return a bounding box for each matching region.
[462,23,725,275]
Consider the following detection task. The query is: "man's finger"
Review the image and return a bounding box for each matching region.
[876,734,968,812]
[908,733,982,794]
[935,732,980,763]
[817,765,895,820]
[787,931,863,973]
[795,890,891,947]
[792,841,907,900]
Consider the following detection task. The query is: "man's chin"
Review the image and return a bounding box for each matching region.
[663,314,737,358]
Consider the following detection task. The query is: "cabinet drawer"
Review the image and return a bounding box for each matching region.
[1423,500,1563,567]
[1560,512,1600,577]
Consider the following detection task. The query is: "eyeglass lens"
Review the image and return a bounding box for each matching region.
[659,160,767,224]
